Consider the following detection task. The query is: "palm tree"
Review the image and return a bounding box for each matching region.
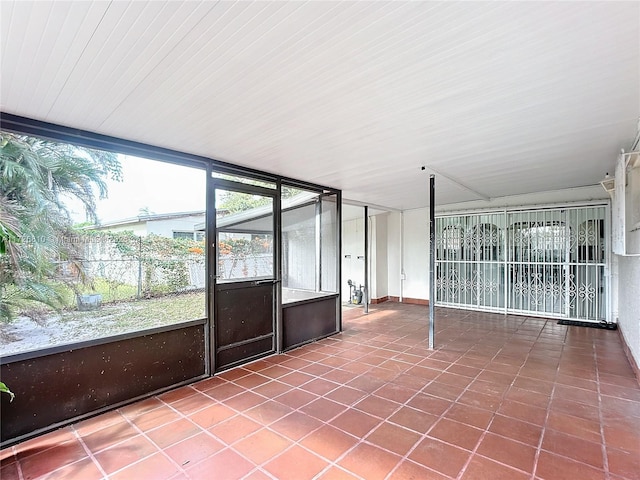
[0,131,121,321]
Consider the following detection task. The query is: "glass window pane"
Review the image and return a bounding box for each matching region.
[211,171,276,189]
[0,131,207,356]
[282,202,317,290]
[320,194,339,293]
[216,189,274,282]
[281,187,338,304]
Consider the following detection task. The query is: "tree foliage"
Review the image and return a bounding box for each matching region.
[218,186,300,213]
[79,230,206,299]
[0,131,121,321]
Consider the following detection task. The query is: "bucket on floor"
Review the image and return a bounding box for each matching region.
[77,294,102,311]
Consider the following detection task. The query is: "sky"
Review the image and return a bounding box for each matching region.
[68,155,207,224]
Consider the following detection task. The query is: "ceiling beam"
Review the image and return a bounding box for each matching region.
[422,165,491,201]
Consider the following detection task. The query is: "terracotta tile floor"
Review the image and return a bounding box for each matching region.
[2,303,640,479]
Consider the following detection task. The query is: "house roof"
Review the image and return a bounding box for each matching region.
[1,1,638,210]
[90,211,205,230]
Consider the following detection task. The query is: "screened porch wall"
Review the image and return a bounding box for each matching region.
[435,205,608,322]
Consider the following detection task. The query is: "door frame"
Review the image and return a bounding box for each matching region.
[206,175,282,373]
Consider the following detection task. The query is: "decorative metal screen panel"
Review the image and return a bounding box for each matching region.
[436,213,505,311]
[436,206,607,322]
[567,208,607,320]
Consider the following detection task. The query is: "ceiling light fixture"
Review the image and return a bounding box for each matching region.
[600,173,615,195]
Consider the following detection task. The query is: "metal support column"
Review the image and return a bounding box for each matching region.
[315,199,322,292]
[364,205,369,314]
[428,174,435,349]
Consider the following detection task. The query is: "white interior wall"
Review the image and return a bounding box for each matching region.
[342,211,389,302]
[341,217,365,302]
[618,255,640,370]
[615,164,640,370]
[369,216,377,300]
[370,214,389,300]
[398,209,430,300]
[385,210,433,302]
[386,212,402,300]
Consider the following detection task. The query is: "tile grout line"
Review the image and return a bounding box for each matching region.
[284,338,411,480]
[258,332,435,480]
[12,445,25,480]
[104,404,193,478]
[237,363,368,480]
[390,314,534,474]
[593,335,611,479]
[530,318,564,480]
[304,341,430,480]
[454,315,550,480]
[381,326,508,480]
[71,426,109,479]
[154,384,288,475]
[163,351,372,479]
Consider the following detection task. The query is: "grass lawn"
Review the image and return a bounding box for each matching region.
[64,291,206,331]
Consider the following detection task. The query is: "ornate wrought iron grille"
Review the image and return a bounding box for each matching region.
[435,206,607,321]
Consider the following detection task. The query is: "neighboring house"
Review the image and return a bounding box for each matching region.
[90,211,206,240]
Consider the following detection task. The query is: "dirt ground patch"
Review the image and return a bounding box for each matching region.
[0,292,205,356]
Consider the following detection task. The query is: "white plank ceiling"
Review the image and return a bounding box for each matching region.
[1,1,639,210]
